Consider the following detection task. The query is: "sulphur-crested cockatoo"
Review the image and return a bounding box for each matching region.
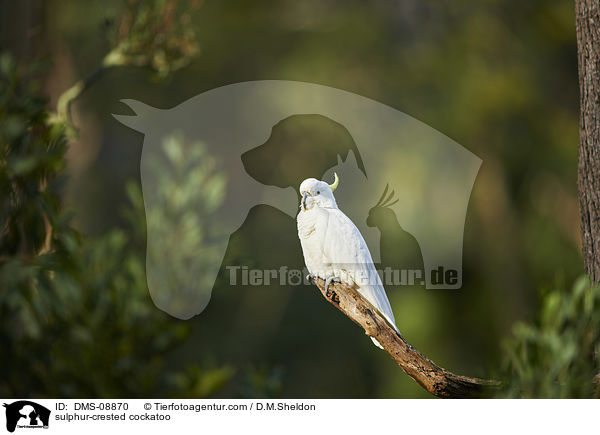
[297,173,398,348]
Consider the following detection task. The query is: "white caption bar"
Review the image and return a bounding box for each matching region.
[0,399,595,435]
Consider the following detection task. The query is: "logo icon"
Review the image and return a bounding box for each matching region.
[3,401,50,433]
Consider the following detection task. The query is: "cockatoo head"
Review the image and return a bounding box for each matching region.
[299,173,339,211]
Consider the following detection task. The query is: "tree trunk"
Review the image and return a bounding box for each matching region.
[576,0,600,282]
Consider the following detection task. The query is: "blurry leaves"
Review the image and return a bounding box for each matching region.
[0,51,232,398]
[169,365,235,398]
[0,51,67,259]
[153,133,226,215]
[141,132,227,318]
[106,0,201,79]
[56,0,202,127]
[240,364,285,399]
[499,276,600,398]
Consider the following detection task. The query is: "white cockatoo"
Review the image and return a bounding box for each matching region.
[297,173,398,348]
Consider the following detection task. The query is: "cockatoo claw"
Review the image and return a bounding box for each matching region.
[324,276,341,295]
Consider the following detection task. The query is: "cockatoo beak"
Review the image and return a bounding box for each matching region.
[301,192,309,211]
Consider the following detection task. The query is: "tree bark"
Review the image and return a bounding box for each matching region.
[576,0,600,282]
[310,277,499,398]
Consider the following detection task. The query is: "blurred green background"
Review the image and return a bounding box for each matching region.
[2,0,597,398]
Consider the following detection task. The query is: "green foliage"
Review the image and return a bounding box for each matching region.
[105,0,201,78]
[500,276,600,398]
[0,52,233,397]
[57,0,201,124]
[239,364,285,399]
[140,132,227,317]
[0,52,66,258]
[169,364,235,398]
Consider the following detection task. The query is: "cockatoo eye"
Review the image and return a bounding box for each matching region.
[316,191,320,195]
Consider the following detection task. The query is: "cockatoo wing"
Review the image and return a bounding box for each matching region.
[320,208,397,331]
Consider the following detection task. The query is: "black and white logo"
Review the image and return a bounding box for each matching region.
[3,401,50,433]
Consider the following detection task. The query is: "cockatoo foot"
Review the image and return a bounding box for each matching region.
[324,276,341,294]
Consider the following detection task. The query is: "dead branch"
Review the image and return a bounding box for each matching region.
[311,277,500,398]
